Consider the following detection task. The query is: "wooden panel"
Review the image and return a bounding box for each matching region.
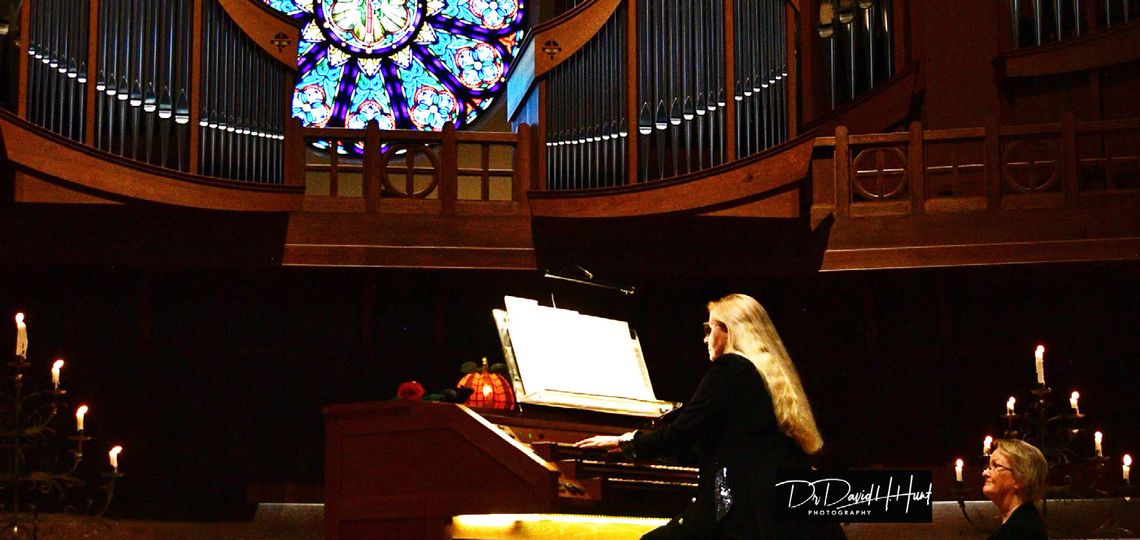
[217,0,301,70]
[532,0,624,76]
[323,401,559,540]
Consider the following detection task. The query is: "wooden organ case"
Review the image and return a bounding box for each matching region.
[323,298,698,539]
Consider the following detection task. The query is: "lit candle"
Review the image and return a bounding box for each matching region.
[1006,397,1016,415]
[1070,391,1080,415]
[51,359,64,389]
[955,459,964,482]
[76,405,88,432]
[109,446,123,473]
[1034,345,1045,385]
[15,313,28,358]
[984,435,993,456]
[1124,454,1132,483]
[1095,431,1103,458]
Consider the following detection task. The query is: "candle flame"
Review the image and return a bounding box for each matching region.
[984,435,993,445]
[52,359,64,370]
[1007,397,1016,407]
[1125,455,1133,467]
[76,405,88,416]
[109,445,122,456]
[15,313,24,324]
[1095,431,1103,443]
[1035,345,1045,354]
[1071,391,1079,400]
[955,458,964,468]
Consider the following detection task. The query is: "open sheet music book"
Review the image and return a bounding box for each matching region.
[493,296,679,417]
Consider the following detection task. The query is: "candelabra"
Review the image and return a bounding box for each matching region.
[2,315,121,540]
[954,348,1134,537]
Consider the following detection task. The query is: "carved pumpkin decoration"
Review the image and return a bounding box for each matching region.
[458,357,515,410]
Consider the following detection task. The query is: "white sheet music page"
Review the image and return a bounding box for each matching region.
[503,296,656,401]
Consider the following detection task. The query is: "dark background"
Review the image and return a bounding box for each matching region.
[0,260,1136,520]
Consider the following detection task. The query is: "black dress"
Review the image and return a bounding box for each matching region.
[987,503,1049,540]
[621,353,828,540]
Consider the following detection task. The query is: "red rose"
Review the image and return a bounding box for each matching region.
[397,381,425,401]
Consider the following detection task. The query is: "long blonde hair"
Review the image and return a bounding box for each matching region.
[709,294,824,455]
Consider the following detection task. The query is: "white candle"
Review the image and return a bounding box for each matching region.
[76,405,88,432]
[1034,345,1045,385]
[109,446,123,473]
[984,435,993,456]
[1006,397,1016,415]
[1095,431,1103,458]
[955,459,964,482]
[1070,391,1080,415]
[51,359,64,389]
[1124,454,1132,483]
[15,313,28,357]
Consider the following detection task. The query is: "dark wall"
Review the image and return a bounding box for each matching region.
[1,261,1137,520]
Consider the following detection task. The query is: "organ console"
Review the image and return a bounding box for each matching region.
[323,297,698,540]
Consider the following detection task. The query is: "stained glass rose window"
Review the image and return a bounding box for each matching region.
[263,0,525,149]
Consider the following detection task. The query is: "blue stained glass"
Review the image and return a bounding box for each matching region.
[398,56,459,130]
[425,30,504,91]
[265,0,307,16]
[436,0,522,31]
[262,0,526,152]
[292,53,346,127]
[346,71,396,130]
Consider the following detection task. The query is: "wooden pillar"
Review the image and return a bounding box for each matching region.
[907,120,925,213]
[834,125,850,217]
[84,0,101,144]
[786,1,798,138]
[188,0,203,174]
[984,116,1002,210]
[283,116,305,186]
[514,123,533,201]
[364,120,381,212]
[1060,112,1078,202]
[536,79,549,189]
[440,122,458,214]
[16,0,31,118]
[722,0,736,161]
[625,0,640,183]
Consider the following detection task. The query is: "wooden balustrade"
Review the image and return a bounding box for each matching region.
[290,122,534,215]
[812,116,1140,220]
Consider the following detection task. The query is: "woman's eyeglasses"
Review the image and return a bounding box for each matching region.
[986,462,1013,473]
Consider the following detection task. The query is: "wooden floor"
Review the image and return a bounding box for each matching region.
[14,499,1136,539]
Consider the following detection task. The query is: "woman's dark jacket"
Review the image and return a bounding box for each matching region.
[621,353,813,539]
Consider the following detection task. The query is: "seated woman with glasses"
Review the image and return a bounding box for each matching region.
[574,294,841,540]
[983,439,1049,540]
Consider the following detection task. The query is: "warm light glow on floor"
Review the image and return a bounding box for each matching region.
[451,513,670,539]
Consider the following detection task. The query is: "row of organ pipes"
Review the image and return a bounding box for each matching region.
[817,0,894,111]
[544,0,792,189]
[1009,0,1136,48]
[19,0,904,190]
[21,0,287,183]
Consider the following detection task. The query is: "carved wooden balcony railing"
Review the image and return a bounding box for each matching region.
[813,116,1140,219]
[288,122,534,216]
[810,116,1140,270]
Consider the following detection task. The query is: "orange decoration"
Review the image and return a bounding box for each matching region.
[458,358,515,410]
